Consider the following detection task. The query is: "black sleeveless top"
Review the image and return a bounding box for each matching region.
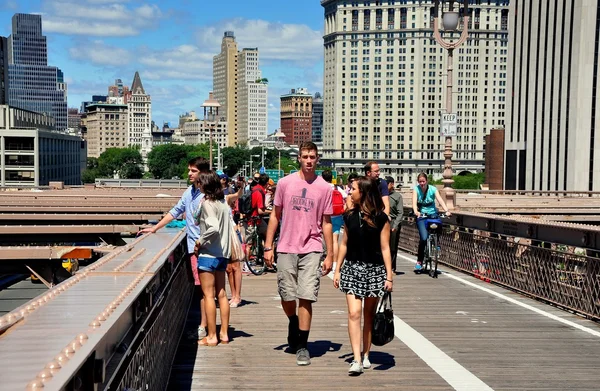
[343,209,388,265]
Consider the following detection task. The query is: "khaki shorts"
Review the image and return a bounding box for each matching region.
[277,252,323,302]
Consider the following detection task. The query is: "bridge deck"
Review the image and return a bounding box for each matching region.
[169,252,600,390]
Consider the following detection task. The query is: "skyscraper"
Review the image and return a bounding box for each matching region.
[7,13,67,130]
[238,48,268,144]
[504,0,600,191]
[127,71,152,147]
[213,31,238,146]
[0,37,9,105]
[312,92,324,142]
[280,88,313,145]
[321,1,509,185]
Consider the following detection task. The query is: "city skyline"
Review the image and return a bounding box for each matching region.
[0,0,325,134]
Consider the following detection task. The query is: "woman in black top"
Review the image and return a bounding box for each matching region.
[333,176,393,375]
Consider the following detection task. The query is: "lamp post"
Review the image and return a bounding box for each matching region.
[202,91,221,170]
[273,130,286,174]
[433,0,469,210]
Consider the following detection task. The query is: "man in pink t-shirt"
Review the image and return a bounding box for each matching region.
[264,141,333,366]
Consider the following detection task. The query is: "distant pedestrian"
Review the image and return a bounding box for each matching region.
[385,176,403,272]
[333,176,393,375]
[194,171,234,346]
[138,157,210,341]
[264,141,334,366]
[322,169,347,270]
[364,161,390,215]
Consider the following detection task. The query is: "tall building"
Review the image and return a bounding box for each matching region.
[126,71,151,147]
[280,88,313,145]
[67,108,82,133]
[213,31,238,146]
[321,1,509,185]
[238,48,268,144]
[504,0,600,191]
[312,92,324,142]
[0,37,9,105]
[6,14,67,130]
[82,103,128,158]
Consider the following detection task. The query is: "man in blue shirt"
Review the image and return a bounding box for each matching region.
[139,157,209,340]
[364,161,390,215]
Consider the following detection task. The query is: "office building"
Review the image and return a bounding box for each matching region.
[321,0,509,185]
[312,92,324,142]
[181,119,228,149]
[0,37,9,105]
[238,48,268,144]
[82,103,128,158]
[213,31,238,146]
[67,108,82,133]
[7,14,67,130]
[126,71,152,147]
[0,105,84,186]
[280,88,313,145]
[504,0,600,191]
[213,32,269,146]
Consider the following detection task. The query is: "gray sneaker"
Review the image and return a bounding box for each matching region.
[348,360,363,375]
[296,348,311,366]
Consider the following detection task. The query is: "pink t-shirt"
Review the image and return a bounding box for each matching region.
[274,173,333,254]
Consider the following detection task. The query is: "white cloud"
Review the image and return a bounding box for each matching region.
[69,40,132,65]
[196,18,323,64]
[138,45,214,81]
[42,0,163,37]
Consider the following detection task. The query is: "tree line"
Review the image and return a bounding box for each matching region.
[82,143,299,183]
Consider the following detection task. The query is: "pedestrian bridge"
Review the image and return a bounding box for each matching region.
[1,213,600,390]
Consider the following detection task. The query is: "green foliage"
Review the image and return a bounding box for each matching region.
[81,169,98,183]
[86,157,98,169]
[222,145,250,177]
[146,144,210,179]
[97,148,144,179]
[428,172,485,190]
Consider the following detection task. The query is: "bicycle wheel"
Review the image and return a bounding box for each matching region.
[429,234,439,278]
[245,234,266,276]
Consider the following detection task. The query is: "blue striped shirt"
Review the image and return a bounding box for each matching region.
[169,185,204,253]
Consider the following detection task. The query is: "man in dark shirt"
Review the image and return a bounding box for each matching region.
[385,176,403,272]
[364,161,390,215]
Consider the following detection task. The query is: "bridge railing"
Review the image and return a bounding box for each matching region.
[399,209,600,320]
[95,179,189,188]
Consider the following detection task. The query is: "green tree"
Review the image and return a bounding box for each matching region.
[81,168,98,183]
[97,148,144,179]
[147,144,190,179]
[222,145,250,177]
[86,157,99,170]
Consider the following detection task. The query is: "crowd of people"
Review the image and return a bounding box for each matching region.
[141,141,450,375]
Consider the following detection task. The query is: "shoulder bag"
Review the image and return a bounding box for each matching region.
[372,291,395,346]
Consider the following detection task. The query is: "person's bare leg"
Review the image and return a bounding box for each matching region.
[226,263,235,303]
[362,297,379,359]
[199,271,218,344]
[346,294,363,363]
[215,270,230,342]
[233,262,242,304]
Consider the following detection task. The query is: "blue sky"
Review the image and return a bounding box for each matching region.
[0,0,325,133]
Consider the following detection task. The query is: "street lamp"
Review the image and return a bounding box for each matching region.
[202,91,221,170]
[273,129,286,174]
[433,0,469,210]
[248,154,260,177]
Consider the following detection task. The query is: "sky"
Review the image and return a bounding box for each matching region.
[0,0,325,133]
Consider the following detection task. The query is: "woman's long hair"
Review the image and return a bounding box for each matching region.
[352,176,384,227]
[198,171,224,201]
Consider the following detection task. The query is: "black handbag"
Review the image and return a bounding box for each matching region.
[372,291,395,346]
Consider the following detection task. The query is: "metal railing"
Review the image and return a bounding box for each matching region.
[95,179,189,188]
[399,212,600,320]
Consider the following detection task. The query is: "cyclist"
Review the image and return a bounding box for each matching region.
[243,173,269,261]
[412,172,451,271]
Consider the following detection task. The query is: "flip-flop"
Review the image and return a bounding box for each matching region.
[198,337,218,347]
[219,336,230,345]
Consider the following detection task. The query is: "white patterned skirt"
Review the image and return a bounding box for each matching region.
[339,260,386,298]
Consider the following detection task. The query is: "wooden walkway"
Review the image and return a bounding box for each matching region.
[168,252,600,390]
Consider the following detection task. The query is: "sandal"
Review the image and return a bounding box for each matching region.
[198,337,218,347]
[219,335,230,344]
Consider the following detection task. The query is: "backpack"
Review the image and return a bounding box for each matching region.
[238,188,265,215]
[332,187,345,216]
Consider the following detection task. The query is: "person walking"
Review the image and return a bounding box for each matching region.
[194,171,234,346]
[264,141,334,366]
[364,161,390,215]
[333,176,394,375]
[139,157,210,341]
[385,176,403,272]
[412,173,451,271]
[322,169,347,271]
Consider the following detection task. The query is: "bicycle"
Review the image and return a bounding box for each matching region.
[243,216,278,276]
[416,213,447,278]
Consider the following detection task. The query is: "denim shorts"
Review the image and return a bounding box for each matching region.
[331,215,344,235]
[197,256,228,272]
